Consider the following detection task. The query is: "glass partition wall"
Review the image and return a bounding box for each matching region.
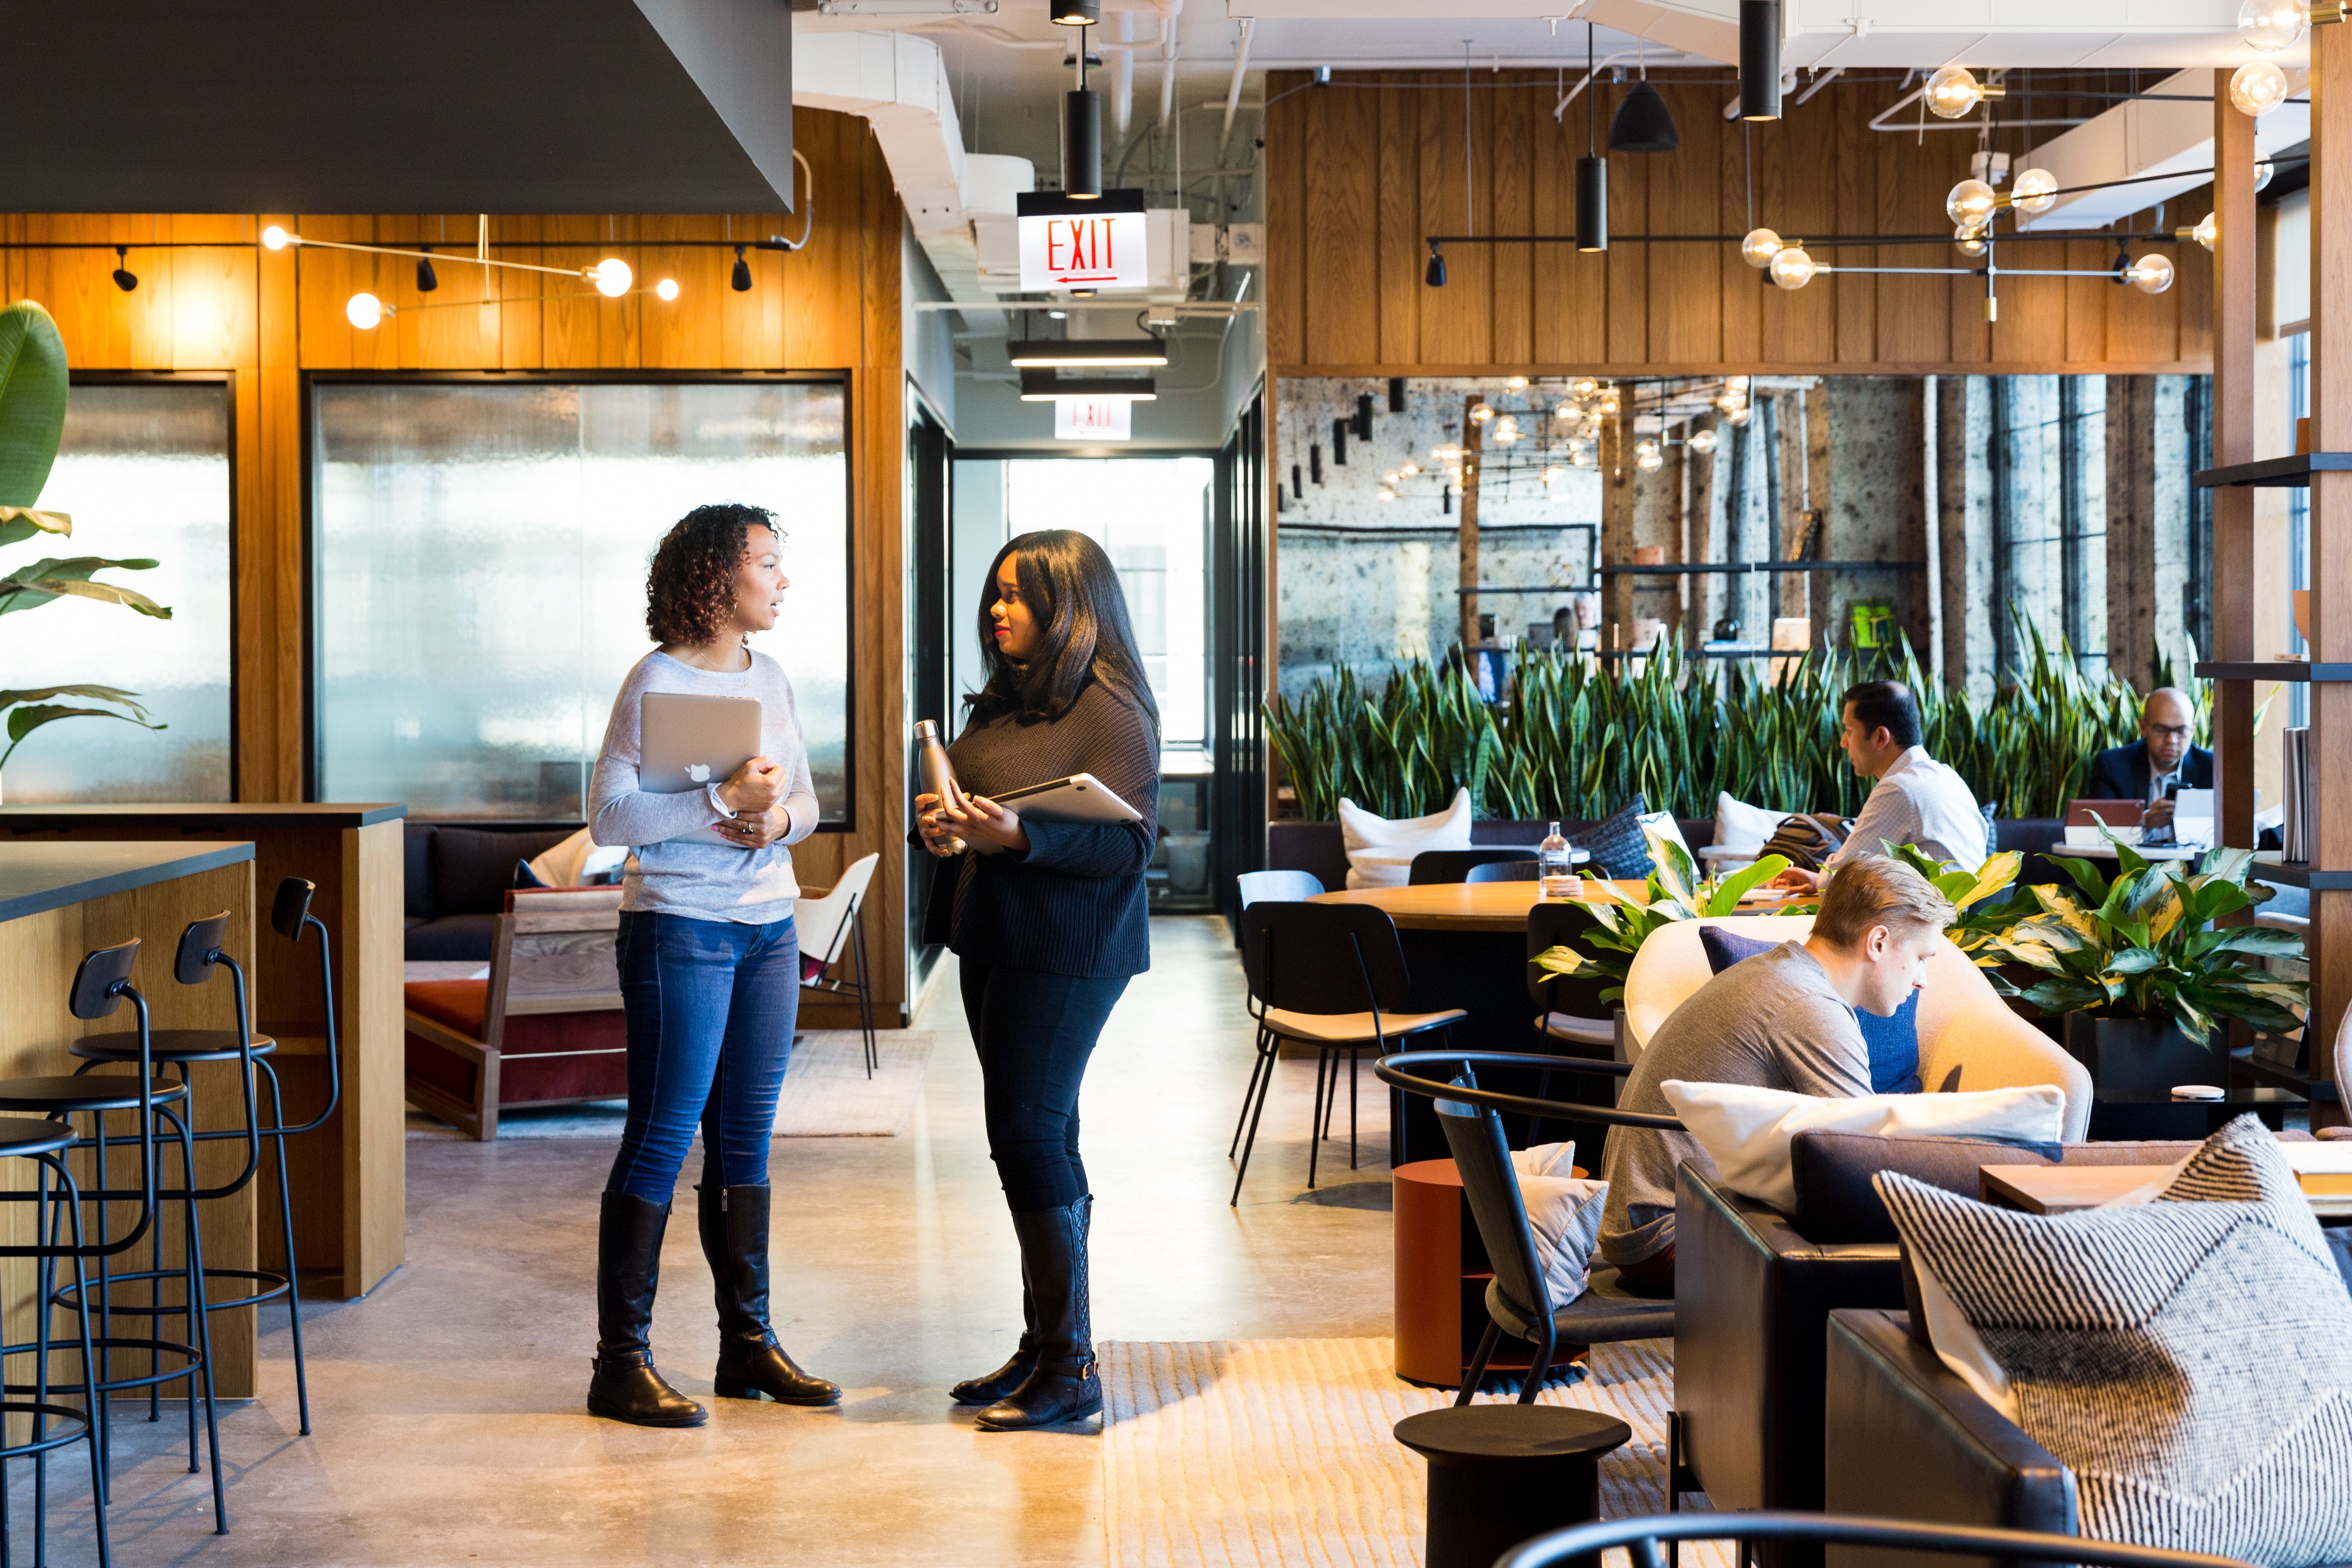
[0,378,234,802]
[312,378,852,823]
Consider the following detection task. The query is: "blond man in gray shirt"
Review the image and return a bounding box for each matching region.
[1600,857,1957,1292]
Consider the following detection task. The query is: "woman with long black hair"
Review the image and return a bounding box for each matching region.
[917,529,1161,1431]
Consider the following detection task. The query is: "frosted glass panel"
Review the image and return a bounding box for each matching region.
[314,381,850,822]
[0,382,232,802]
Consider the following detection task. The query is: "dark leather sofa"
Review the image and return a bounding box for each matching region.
[405,821,580,961]
[1674,1131,2194,1568]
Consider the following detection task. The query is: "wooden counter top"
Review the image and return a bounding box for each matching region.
[0,840,255,924]
[0,803,405,831]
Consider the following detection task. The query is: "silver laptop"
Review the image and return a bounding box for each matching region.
[639,692,762,846]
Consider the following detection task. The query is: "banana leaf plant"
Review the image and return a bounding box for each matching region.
[0,300,167,777]
[1530,826,1796,1005]
[1979,830,2306,1043]
[1884,842,2030,963]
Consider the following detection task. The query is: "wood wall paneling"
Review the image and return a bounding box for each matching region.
[1266,70,2210,376]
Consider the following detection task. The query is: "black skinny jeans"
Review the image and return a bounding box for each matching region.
[960,957,1129,1213]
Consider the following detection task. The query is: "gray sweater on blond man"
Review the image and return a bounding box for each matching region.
[588,649,821,924]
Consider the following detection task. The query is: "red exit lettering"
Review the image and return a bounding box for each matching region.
[1045,216,1117,276]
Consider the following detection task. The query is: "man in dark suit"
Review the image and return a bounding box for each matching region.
[2087,688,2212,832]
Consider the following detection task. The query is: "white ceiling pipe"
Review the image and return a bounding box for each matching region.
[1218,18,1256,161]
[1113,11,1136,139]
[1159,0,1185,130]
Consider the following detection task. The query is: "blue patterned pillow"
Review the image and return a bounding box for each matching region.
[1576,796,1654,880]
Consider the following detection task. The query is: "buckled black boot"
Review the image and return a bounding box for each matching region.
[952,1193,1090,1404]
[975,1198,1101,1431]
[587,1191,708,1427]
[698,1184,842,1407]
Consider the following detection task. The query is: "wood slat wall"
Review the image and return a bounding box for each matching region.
[1266,71,2215,377]
[0,107,917,1021]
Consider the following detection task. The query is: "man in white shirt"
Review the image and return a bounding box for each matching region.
[1771,681,1988,893]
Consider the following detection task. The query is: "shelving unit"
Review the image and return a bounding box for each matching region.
[2253,857,2352,892]
[2193,453,2352,488]
[2192,661,2352,682]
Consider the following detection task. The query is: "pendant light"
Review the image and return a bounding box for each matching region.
[1050,0,1098,22]
[1425,242,1447,287]
[1064,23,1103,198]
[110,245,137,292]
[731,245,753,291]
[1739,0,1781,121]
[1609,42,1680,153]
[1577,25,1608,252]
[416,247,439,293]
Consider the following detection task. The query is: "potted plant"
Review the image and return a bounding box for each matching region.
[1886,842,2031,961]
[1530,829,1797,1018]
[1981,835,2305,1093]
[0,299,169,794]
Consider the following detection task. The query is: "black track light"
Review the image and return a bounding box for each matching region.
[1354,392,1375,441]
[1310,443,1324,485]
[731,245,753,292]
[1291,463,1303,500]
[1608,81,1681,152]
[1331,419,1348,466]
[1388,377,1406,414]
[1576,158,1609,253]
[110,246,137,292]
[416,247,439,293]
[1425,243,1447,288]
[1740,0,1783,121]
[1050,0,1098,22]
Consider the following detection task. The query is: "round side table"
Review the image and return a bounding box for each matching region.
[1393,1403,1631,1568]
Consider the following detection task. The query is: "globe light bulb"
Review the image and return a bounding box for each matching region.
[591,257,634,297]
[1378,487,1397,502]
[2011,167,2059,216]
[1741,228,1783,269]
[345,292,384,329]
[1926,65,1985,120]
[1470,404,1494,423]
[1543,465,1564,485]
[1600,393,1621,415]
[2230,61,2290,117]
[1725,403,1753,427]
[1946,178,1999,227]
[2125,253,2176,294]
[261,225,291,251]
[1769,245,1816,291]
[1569,444,1592,467]
[1634,441,1663,472]
[2238,0,2309,52]
[2193,212,2218,252]
[1688,428,1718,455]
[655,277,680,301]
[1955,225,1988,258]
[1505,375,1528,390]
[2256,158,2277,193]
[1402,463,1420,476]
[1494,416,1521,444]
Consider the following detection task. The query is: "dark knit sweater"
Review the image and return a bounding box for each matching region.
[942,677,1160,978]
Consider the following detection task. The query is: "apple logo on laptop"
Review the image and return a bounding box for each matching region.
[687,763,711,784]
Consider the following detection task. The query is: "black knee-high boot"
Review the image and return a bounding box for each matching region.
[952,1193,1090,1404]
[976,1197,1100,1430]
[588,1191,708,1427]
[697,1184,842,1406]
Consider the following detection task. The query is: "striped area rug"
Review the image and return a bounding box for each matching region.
[1100,1337,1726,1568]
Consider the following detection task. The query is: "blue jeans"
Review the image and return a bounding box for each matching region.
[607,911,800,1206]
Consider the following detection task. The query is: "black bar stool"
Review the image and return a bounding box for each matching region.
[61,878,341,1442]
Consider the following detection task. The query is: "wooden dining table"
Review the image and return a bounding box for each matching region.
[1308,879,1799,932]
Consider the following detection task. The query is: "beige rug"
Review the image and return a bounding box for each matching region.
[405,1029,936,1140]
[1100,1337,1727,1568]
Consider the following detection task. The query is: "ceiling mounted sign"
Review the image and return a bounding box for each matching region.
[1018,190,1148,292]
[1054,396,1133,441]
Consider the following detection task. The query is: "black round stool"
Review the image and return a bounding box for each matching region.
[1394,1404,1631,1568]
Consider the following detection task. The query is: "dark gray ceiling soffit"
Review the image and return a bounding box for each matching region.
[2,0,794,214]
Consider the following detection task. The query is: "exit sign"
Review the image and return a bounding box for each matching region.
[1055,397,1132,441]
[1018,190,1148,291]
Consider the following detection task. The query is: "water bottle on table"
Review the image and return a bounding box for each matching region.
[1539,821,1576,898]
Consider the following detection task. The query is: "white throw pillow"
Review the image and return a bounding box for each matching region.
[1336,789,1472,890]
[1657,1079,2067,1214]
[1508,1141,1606,1304]
[526,827,629,889]
[1712,793,1787,857]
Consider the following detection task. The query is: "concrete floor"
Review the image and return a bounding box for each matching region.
[24,916,1397,1567]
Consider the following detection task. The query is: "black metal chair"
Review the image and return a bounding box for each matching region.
[1409,847,1538,885]
[1466,859,1543,884]
[1230,903,1465,1204]
[1376,1050,1674,1405]
[1496,1511,2247,1568]
[64,878,342,1443]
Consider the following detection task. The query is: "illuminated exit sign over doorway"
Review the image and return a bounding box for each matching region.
[1017,190,1148,292]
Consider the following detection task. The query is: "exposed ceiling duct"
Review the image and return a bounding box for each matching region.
[2020,66,2311,231]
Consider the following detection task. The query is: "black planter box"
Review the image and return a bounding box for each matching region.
[2061,1013,2222,1094]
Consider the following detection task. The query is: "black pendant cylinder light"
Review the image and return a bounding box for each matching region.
[1310,443,1324,485]
[1050,0,1098,22]
[1291,463,1303,500]
[1576,158,1609,253]
[1354,392,1375,440]
[1331,419,1348,465]
[1389,377,1406,414]
[1064,18,1102,198]
[1607,81,1681,152]
[1740,0,1782,121]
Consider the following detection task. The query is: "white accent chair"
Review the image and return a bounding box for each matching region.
[1619,914,2092,1140]
[796,852,881,1076]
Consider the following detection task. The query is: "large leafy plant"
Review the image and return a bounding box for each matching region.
[1884,842,2030,962]
[1530,828,1795,1005]
[0,300,167,776]
[1982,834,2305,1042]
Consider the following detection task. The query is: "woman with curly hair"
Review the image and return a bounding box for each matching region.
[583,501,839,1428]
[917,529,1160,1431]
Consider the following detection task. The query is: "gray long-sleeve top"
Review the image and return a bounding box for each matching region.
[588,649,821,923]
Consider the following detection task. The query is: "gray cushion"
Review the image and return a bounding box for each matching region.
[1876,1115,2352,1566]
[1788,1132,2196,1244]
